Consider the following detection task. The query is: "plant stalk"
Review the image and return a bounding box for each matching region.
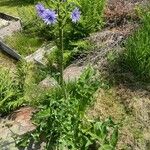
[58,3,64,87]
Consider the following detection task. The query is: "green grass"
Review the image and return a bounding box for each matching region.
[5,32,43,56]
[124,8,150,82]
[0,0,36,17]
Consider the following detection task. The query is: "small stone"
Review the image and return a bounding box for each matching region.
[25,47,45,63]
[63,65,84,82]
[38,76,58,89]
[25,45,56,66]
[0,20,21,39]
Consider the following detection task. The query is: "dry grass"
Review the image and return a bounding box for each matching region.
[88,88,126,121]
[88,84,150,150]
[0,50,16,70]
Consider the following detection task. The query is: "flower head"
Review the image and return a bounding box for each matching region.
[42,9,57,25]
[71,7,81,23]
[35,3,45,18]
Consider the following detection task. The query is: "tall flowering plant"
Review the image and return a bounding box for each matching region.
[35,0,81,86]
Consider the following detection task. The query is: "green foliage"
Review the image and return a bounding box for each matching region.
[0,61,45,115]
[73,0,105,37]
[124,8,150,81]
[46,40,92,69]
[17,67,118,150]
[0,67,23,114]
[70,40,93,55]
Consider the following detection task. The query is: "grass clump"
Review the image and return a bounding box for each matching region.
[0,67,23,115]
[77,0,105,35]
[124,8,150,82]
[0,61,46,115]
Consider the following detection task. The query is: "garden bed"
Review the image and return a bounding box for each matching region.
[0,0,150,150]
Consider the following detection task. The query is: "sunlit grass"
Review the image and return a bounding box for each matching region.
[0,0,36,17]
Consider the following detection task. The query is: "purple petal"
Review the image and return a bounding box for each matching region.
[71,7,81,23]
[42,9,57,25]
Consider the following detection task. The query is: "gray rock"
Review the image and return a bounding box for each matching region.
[0,20,21,39]
[25,45,56,66]
[38,76,58,89]
[63,65,84,82]
[0,19,9,29]
[0,107,36,150]
[0,14,22,60]
[0,40,21,60]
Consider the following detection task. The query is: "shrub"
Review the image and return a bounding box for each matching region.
[124,8,150,81]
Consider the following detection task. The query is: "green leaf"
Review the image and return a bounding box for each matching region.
[99,144,114,150]
[110,126,118,147]
[37,108,51,118]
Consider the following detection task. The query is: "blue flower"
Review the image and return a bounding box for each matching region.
[35,3,45,18]
[42,9,57,25]
[71,7,81,23]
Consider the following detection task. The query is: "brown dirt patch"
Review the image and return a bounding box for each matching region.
[105,0,148,28]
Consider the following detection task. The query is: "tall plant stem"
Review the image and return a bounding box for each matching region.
[59,25,64,87]
[58,3,64,87]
